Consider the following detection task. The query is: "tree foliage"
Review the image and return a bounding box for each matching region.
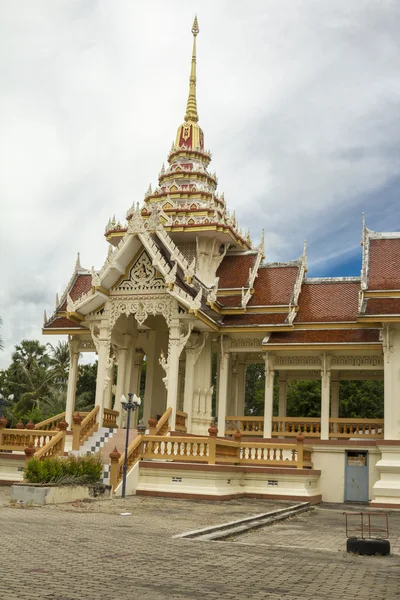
[1,339,97,426]
[244,365,383,419]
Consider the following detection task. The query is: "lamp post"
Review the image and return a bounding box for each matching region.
[0,392,14,419]
[121,393,141,499]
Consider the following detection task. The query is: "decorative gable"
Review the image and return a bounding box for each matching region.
[114,249,164,293]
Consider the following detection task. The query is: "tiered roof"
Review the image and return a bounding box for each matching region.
[43,21,400,354]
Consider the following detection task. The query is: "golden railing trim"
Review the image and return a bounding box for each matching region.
[34,413,66,430]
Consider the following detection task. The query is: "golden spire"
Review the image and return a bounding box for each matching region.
[184,16,199,123]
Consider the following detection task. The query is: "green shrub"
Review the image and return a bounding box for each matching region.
[24,454,103,486]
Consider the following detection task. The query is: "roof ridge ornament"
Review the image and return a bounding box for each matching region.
[184,16,199,123]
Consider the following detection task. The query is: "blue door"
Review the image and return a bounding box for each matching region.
[345,451,369,503]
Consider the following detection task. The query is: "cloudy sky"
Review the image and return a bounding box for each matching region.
[0,0,399,368]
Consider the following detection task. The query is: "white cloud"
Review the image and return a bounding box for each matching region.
[1,0,399,367]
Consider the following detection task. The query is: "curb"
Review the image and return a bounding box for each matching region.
[173,501,312,541]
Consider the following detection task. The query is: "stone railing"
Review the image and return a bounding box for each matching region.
[34,412,66,431]
[103,408,119,429]
[240,436,312,469]
[149,407,172,436]
[108,428,312,491]
[329,418,384,439]
[72,406,99,451]
[272,417,321,438]
[110,435,145,490]
[225,416,264,436]
[175,410,188,433]
[33,430,66,460]
[0,429,60,452]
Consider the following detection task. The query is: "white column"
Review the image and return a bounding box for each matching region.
[217,343,229,436]
[321,369,331,441]
[94,330,110,425]
[236,360,247,415]
[278,373,287,417]
[124,342,134,398]
[114,346,128,418]
[104,361,114,410]
[65,339,80,430]
[330,377,339,419]
[166,321,181,431]
[130,350,144,397]
[229,354,238,415]
[263,354,275,438]
[178,358,185,411]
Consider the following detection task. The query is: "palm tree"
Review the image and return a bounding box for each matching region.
[9,362,54,414]
[48,341,70,390]
[11,340,50,372]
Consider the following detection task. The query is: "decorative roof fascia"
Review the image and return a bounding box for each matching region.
[289,241,308,323]
[305,277,361,284]
[241,231,265,309]
[57,253,91,311]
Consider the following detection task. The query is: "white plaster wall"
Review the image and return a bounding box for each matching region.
[135,465,320,499]
[311,446,381,503]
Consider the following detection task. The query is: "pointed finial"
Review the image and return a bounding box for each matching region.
[184,16,200,123]
[259,229,265,254]
[44,310,47,325]
[361,212,366,247]
[75,252,81,271]
[56,293,59,307]
[302,239,307,271]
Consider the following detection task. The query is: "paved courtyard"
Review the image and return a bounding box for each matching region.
[1,486,400,600]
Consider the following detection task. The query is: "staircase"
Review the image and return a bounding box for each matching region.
[100,428,138,485]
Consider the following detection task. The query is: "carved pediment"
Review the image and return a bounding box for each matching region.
[114,250,164,293]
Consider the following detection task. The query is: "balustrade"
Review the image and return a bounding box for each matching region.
[103,408,119,429]
[272,417,322,438]
[34,430,66,459]
[155,407,172,435]
[34,412,66,431]
[329,418,384,439]
[175,410,188,433]
[0,429,59,452]
[109,430,313,490]
[225,416,264,436]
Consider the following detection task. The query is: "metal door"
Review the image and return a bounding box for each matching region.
[345,451,369,503]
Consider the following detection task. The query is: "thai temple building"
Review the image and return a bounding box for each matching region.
[40,18,400,506]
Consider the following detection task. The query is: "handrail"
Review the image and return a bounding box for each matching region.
[175,410,188,433]
[156,407,172,435]
[79,406,99,445]
[34,430,66,460]
[109,432,312,490]
[103,408,119,428]
[0,429,59,452]
[329,418,384,438]
[34,412,66,430]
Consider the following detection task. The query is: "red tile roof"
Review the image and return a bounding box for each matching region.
[248,266,299,306]
[222,313,288,326]
[217,295,242,307]
[59,274,92,310]
[296,281,359,323]
[368,238,400,290]
[266,329,380,344]
[44,317,86,330]
[365,298,400,315]
[216,254,256,288]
